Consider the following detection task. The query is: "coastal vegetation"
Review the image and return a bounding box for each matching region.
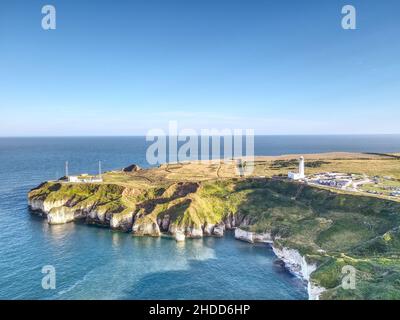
[28,152,400,299]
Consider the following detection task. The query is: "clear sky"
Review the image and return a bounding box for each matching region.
[0,0,399,136]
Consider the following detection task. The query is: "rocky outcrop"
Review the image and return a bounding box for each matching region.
[213,224,225,237]
[110,212,134,231]
[28,197,77,224]
[122,164,141,172]
[132,220,161,236]
[224,214,237,229]
[28,196,129,228]
[29,198,68,215]
[234,228,253,243]
[47,206,76,224]
[234,228,272,243]
[185,225,203,238]
[87,209,107,224]
[203,222,215,236]
[271,245,325,300]
[167,224,203,238]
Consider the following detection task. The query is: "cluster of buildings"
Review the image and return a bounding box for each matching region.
[306,172,354,190]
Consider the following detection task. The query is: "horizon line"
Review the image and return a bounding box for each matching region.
[1,133,400,138]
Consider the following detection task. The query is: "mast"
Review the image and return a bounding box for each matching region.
[98,160,102,179]
[65,161,69,177]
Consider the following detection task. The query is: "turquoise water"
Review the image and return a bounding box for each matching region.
[1,136,399,299]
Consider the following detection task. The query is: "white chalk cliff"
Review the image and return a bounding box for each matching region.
[235,228,325,300]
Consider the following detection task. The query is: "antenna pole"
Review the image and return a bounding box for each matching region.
[99,160,102,179]
[65,161,69,177]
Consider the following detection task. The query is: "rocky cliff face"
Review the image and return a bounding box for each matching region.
[234,228,273,244]
[28,193,244,238]
[234,227,325,300]
[270,245,325,300]
[29,198,68,216]
[27,181,247,238]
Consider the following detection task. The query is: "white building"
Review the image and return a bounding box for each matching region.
[68,174,103,183]
[288,156,305,180]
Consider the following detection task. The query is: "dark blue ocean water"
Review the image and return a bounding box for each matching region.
[1,135,399,299]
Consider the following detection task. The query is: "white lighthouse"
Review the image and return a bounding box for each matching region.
[299,156,305,178]
[288,156,305,180]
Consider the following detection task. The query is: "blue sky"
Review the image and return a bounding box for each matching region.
[0,0,399,136]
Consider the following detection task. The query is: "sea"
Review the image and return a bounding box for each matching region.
[1,135,399,299]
